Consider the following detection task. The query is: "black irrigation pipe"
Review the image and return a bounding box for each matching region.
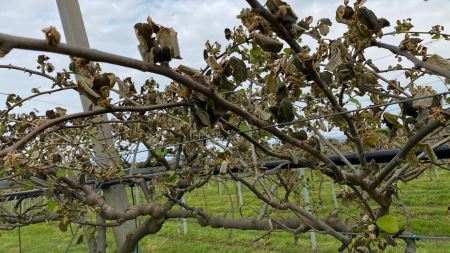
[2,145,449,200]
[266,145,450,168]
[305,230,450,242]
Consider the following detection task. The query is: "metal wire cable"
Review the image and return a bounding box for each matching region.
[1,90,448,170]
[66,90,450,167]
[0,91,81,109]
[305,229,450,241]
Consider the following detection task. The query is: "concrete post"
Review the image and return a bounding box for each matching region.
[56,0,134,248]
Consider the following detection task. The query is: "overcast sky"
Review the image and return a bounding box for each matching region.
[0,0,449,138]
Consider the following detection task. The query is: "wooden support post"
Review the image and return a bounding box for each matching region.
[299,168,317,252]
[434,165,440,180]
[56,0,134,249]
[330,180,339,209]
[216,176,223,196]
[236,181,244,209]
[181,195,188,235]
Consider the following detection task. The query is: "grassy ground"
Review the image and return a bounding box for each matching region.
[1,169,449,252]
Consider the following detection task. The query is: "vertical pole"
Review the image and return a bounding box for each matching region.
[18,198,22,253]
[181,195,188,235]
[129,144,140,253]
[330,180,339,209]
[130,143,139,206]
[434,166,440,180]
[236,181,243,209]
[257,184,278,219]
[216,176,222,196]
[56,0,134,249]
[299,168,317,252]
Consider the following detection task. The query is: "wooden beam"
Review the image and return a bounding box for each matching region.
[55,0,135,249]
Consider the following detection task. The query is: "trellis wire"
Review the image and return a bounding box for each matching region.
[304,230,450,241]
[25,90,450,169]
[0,91,81,109]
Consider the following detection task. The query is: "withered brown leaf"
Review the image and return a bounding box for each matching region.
[42,26,61,46]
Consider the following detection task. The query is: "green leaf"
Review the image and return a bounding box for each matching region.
[377,214,399,234]
[194,106,211,127]
[370,94,379,104]
[76,234,84,245]
[56,169,65,178]
[219,76,235,91]
[266,72,279,93]
[59,216,70,232]
[276,84,288,103]
[348,98,361,109]
[383,112,401,128]
[291,130,307,141]
[250,46,263,57]
[164,170,177,183]
[154,148,168,157]
[432,34,441,40]
[363,133,379,146]
[239,123,249,132]
[277,98,295,123]
[283,48,293,56]
[166,170,176,178]
[47,200,57,212]
[229,56,247,84]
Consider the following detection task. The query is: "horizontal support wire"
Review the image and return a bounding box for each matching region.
[0,91,449,195]
[8,90,447,170]
[304,230,450,241]
[2,145,449,198]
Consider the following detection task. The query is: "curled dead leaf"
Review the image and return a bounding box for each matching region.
[325,41,349,72]
[178,65,202,76]
[254,105,272,121]
[425,54,450,83]
[42,26,61,46]
[0,47,11,58]
[157,27,181,59]
[253,33,283,53]
[336,5,354,25]
[206,55,221,72]
[412,89,434,109]
[219,160,228,174]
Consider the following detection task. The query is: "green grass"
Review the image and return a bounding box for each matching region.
[1,170,449,252]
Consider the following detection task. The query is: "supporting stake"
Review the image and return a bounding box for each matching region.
[236,181,244,209]
[330,180,339,209]
[300,168,317,252]
[181,195,188,235]
[216,176,223,196]
[56,0,134,249]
